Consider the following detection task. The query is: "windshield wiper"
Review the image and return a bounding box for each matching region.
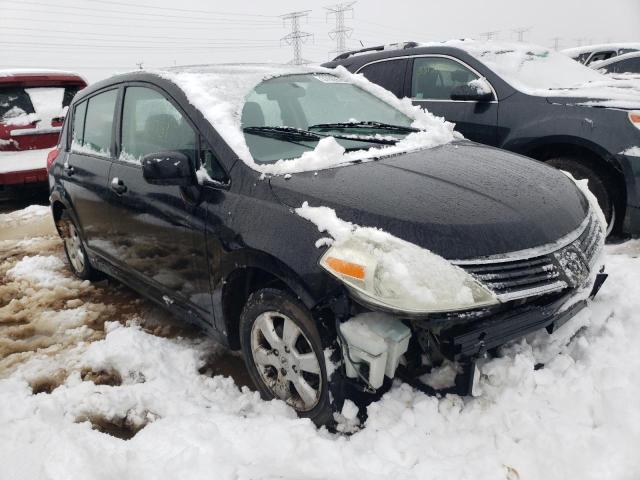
[244,125,400,146]
[308,121,420,134]
[243,126,322,142]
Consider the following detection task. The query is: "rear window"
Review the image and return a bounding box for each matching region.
[0,86,80,125]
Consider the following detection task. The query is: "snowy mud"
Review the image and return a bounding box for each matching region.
[1,205,640,480]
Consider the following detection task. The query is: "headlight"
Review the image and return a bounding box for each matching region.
[319,229,499,314]
[629,111,640,131]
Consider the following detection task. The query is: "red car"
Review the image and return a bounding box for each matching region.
[0,70,86,195]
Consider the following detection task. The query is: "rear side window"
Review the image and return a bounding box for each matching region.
[411,57,480,100]
[120,86,197,165]
[72,101,87,146]
[358,59,409,98]
[77,89,117,156]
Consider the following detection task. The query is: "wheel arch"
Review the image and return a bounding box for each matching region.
[520,136,627,227]
[215,251,318,350]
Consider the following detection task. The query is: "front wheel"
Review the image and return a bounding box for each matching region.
[239,288,333,426]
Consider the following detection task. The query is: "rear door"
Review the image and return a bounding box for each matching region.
[409,56,499,146]
[107,84,214,321]
[63,88,118,259]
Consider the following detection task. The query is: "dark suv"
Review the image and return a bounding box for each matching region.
[324,40,640,236]
[49,65,606,425]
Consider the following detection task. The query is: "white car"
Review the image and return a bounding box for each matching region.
[562,42,640,66]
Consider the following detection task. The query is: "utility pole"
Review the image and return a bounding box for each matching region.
[513,27,531,42]
[551,37,561,51]
[280,10,313,65]
[481,31,499,41]
[325,2,356,57]
[136,61,144,70]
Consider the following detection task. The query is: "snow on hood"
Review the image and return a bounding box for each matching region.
[426,40,640,109]
[155,64,458,176]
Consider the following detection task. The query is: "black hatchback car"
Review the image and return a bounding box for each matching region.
[324,40,640,236]
[48,64,606,425]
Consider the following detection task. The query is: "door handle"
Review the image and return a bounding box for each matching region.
[63,163,75,176]
[110,177,127,195]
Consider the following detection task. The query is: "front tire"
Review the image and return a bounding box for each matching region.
[239,288,333,426]
[58,210,99,280]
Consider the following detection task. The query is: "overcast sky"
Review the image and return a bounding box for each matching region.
[1,0,638,82]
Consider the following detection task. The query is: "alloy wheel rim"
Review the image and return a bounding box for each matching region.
[250,311,322,412]
[63,222,85,273]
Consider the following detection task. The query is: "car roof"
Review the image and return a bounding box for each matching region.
[561,43,640,57]
[0,69,87,86]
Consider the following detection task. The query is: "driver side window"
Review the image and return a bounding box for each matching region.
[411,57,480,101]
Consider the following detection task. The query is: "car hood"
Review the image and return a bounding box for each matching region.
[269,141,589,260]
[545,80,640,110]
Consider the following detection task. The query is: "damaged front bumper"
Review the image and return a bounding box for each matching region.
[334,270,608,398]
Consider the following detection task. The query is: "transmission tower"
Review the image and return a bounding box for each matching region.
[325,2,356,57]
[481,30,499,41]
[513,27,531,42]
[280,10,313,65]
[551,37,562,50]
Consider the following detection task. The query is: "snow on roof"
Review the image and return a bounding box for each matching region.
[561,43,640,57]
[154,63,457,175]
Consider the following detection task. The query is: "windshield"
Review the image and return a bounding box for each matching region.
[468,46,605,91]
[242,73,413,163]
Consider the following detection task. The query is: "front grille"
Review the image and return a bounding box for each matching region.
[454,212,604,302]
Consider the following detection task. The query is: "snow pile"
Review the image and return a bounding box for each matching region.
[1,245,640,479]
[433,40,640,108]
[157,64,457,176]
[468,77,492,95]
[295,202,493,309]
[0,204,49,226]
[7,254,66,288]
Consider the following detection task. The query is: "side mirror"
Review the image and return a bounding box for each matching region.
[141,151,194,186]
[450,79,494,102]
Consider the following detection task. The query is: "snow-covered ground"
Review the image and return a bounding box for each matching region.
[1,205,640,480]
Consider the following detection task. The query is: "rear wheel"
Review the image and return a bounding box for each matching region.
[58,210,99,280]
[546,156,616,235]
[239,288,333,426]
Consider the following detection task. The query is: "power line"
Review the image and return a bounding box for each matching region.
[84,0,277,18]
[0,0,280,25]
[325,2,356,57]
[280,10,313,65]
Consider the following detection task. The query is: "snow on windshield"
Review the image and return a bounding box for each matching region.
[158,65,458,176]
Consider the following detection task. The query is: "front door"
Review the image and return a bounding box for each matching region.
[63,88,118,260]
[108,85,214,322]
[410,56,499,146]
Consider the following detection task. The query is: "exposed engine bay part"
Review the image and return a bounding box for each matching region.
[338,313,410,389]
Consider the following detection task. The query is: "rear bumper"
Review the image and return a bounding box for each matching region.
[0,168,48,186]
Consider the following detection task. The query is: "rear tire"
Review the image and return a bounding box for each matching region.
[239,288,333,426]
[546,156,616,236]
[58,210,99,280]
